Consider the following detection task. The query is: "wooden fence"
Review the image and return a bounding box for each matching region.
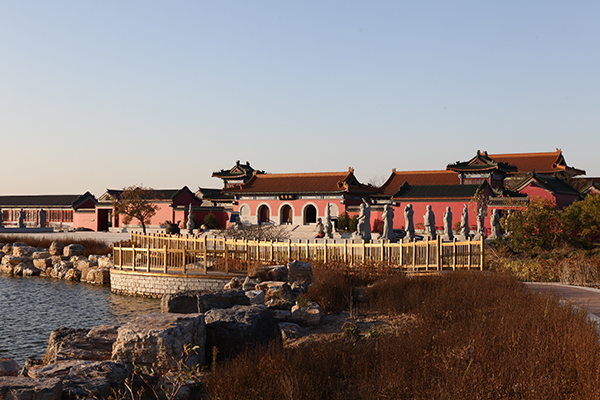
[113,233,485,275]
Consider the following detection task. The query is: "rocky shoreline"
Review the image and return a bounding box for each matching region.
[0,241,112,285]
[0,255,327,399]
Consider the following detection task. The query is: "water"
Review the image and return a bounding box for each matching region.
[0,274,160,367]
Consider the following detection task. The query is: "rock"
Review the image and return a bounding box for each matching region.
[63,269,81,281]
[3,255,24,266]
[287,260,314,284]
[50,255,67,264]
[22,265,42,277]
[161,291,199,314]
[112,313,205,376]
[245,290,265,305]
[270,309,293,322]
[88,255,98,263]
[291,302,323,326]
[1,244,12,253]
[250,265,288,282]
[49,242,65,256]
[205,305,282,361]
[32,251,51,259]
[255,281,293,303]
[63,244,85,257]
[0,264,14,274]
[0,359,19,377]
[12,246,34,257]
[223,277,242,289]
[85,268,110,284]
[0,376,62,400]
[242,276,259,291]
[278,322,306,340]
[33,258,52,270]
[43,326,118,364]
[97,256,112,269]
[265,298,294,311]
[197,289,251,313]
[73,258,97,270]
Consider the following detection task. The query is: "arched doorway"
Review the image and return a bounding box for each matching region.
[304,204,317,224]
[280,205,292,224]
[258,205,270,224]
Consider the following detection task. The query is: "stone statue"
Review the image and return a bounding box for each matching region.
[324,203,333,239]
[424,205,436,240]
[354,198,372,241]
[443,206,453,241]
[475,206,486,239]
[460,204,470,239]
[18,208,25,228]
[39,209,46,228]
[381,203,395,241]
[316,217,325,238]
[489,209,500,239]
[186,204,194,234]
[403,203,415,242]
[504,209,513,237]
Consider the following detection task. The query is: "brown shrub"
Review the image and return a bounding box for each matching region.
[0,235,112,256]
[207,271,600,399]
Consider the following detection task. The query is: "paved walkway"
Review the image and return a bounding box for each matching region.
[525,282,600,325]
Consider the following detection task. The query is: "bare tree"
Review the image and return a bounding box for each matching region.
[113,184,160,235]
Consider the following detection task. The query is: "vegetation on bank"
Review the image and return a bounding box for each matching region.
[0,234,112,256]
[205,269,600,399]
[488,194,600,284]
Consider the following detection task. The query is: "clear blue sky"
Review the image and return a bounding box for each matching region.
[1,1,599,196]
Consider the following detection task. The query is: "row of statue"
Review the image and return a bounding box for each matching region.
[315,201,504,242]
[0,208,46,229]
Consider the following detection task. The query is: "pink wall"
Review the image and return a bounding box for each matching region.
[235,198,350,224]
[519,183,579,209]
[73,211,97,231]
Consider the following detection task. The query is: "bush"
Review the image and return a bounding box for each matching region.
[503,197,562,252]
[562,193,600,248]
[203,212,220,229]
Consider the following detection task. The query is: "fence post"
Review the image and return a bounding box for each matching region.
[436,236,442,271]
[425,237,429,271]
[225,241,229,274]
[452,238,457,271]
[183,249,187,274]
[344,240,348,264]
[203,236,208,274]
[146,248,150,272]
[412,239,416,270]
[380,240,385,262]
[306,240,310,261]
[287,239,291,262]
[270,240,274,263]
[399,241,403,268]
[163,246,168,273]
[131,244,136,272]
[480,237,484,271]
[468,237,472,269]
[323,239,328,264]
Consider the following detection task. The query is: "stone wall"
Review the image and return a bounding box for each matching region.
[110,269,231,298]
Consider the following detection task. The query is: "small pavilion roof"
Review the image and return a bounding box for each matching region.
[226,168,378,195]
[212,160,264,179]
[376,170,461,197]
[446,150,518,174]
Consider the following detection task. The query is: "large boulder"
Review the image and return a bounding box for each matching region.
[255,281,293,303]
[43,326,118,364]
[49,242,65,256]
[97,255,113,269]
[197,289,251,313]
[84,268,110,284]
[12,245,35,257]
[205,305,282,361]
[287,260,314,284]
[0,377,62,400]
[112,313,205,376]
[32,251,51,260]
[291,302,323,326]
[33,258,52,270]
[161,291,199,314]
[0,359,19,377]
[63,244,85,257]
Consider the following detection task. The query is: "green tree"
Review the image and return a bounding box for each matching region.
[203,212,220,229]
[562,194,600,248]
[113,184,160,235]
[503,197,562,252]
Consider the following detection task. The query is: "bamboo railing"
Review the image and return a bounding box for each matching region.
[112,233,485,275]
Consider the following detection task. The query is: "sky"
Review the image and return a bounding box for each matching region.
[1,1,599,196]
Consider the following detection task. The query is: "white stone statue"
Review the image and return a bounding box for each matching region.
[404,203,415,242]
[186,204,195,234]
[460,204,470,239]
[354,198,372,241]
[489,209,500,239]
[476,206,486,239]
[324,203,333,239]
[424,205,436,240]
[381,203,395,241]
[18,208,25,228]
[39,209,46,228]
[443,206,453,241]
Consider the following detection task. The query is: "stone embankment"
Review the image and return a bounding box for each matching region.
[0,260,321,399]
[0,241,112,285]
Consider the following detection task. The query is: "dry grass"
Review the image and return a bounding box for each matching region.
[0,234,112,256]
[207,270,600,399]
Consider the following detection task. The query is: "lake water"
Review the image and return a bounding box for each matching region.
[0,274,160,367]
